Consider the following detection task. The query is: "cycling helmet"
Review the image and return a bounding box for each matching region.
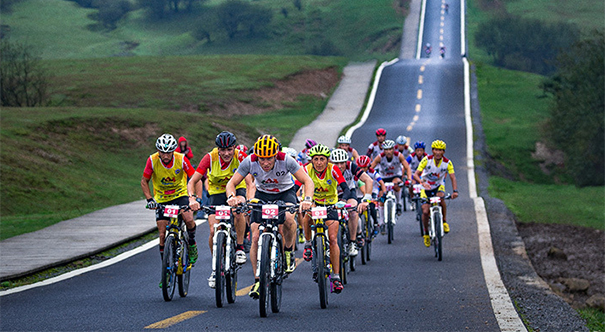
[375,128,387,136]
[215,131,237,148]
[413,141,426,149]
[330,149,349,163]
[382,140,395,149]
[254,135,280,158]
[305,139,317,149]
[395,135,408,145]
[356,155,371,168]
[308,144,331,158]
[236,144,248,154]
[282,146,298,158]
[337,135,351,144]
[431,139,446,150]
[156,134,177,153]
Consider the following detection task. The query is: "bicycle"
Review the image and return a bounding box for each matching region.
[359,200,377,265]
[200,204,245,308]
[336,204,356,285]
[411,184,424,236]
[382,182,399,244]
[247,200,299,317]
[155,204,192,302]
[427,194,452,261]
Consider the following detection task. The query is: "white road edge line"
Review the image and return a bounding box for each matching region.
[1,219,207,296]
[415,0,428,59]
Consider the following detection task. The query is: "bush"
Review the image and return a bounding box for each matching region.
[216,0,272,39]
[0,40,50,107]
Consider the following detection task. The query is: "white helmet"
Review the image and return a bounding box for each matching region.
[156,134,177,153]
[330,148,349,163]
[282,146,298,158]
[395,135,407,145]
[382,140,396,149]
[337,135,351,144]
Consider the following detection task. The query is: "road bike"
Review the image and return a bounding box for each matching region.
[247,200,299,317]
[155,204,192,302]
[359,200,377,265]
[201,205,244,308]
[411,184,425,236]
[383,182,399,244]
[336,204,356,285]
[427,194,452,261]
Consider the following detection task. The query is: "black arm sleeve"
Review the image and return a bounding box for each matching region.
[339,182,355,201]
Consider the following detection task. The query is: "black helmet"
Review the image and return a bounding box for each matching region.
[215,131,237,148]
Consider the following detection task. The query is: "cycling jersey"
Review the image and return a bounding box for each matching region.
[337,161,365,200]
[197,148,247,195]
[366,141,384,160]
[342,146,355,161]
[303,163,347,205]
[416,155,455,190]
[379,151,403,178]
[237,151,300,194]
[406,152,428,173]
[366,168,383,195]
[143,152,195,203]
[395,144,413,159]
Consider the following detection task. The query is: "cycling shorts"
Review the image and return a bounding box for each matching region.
[382,176,402,183]
[207,188,247,212]
[420,185,445,203]
[156,196,189,221]
[251,186,297,225]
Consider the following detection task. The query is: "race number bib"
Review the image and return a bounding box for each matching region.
[215,206,231,220]
[311,206,327,220]
[430,197,441,204]
[163,205,180,218]
[262,204,279,219]
[413,184,423,194]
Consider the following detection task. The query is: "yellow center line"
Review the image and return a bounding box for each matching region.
[417,89,422,99]
[420,65,425,72]
[418,75,423,84]
[415,104,421,112]
[236,257,304,297]
[413,115,419,122]
[145,311,206,329]
[441,16,444,21]
[441,22,444,27]
[440,35,443,41]
[440,28,444,34]
[406,125,413,131]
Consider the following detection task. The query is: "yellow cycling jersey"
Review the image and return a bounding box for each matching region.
[305,163,339,205]
[150,152,188,203]
[417,155,455,190]
[207,148,246,195]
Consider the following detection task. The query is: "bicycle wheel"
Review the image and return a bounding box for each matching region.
[416,200,424,236]
[360,214,367,265]
[402,190,408,212]
[226,237,238,304]
[316,235,329,309]
[271,236,283,313]
[214,232,227,308]
[433,212,443,261]
[385,200,395,244]
[259,235,272,317]
[337,225,347,285]
[178,238,190,297]
[161,235,177,302]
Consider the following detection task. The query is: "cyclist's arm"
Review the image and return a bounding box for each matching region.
[187,171,204,198]
[352,148,360,161]
[225,171,245,200]
[141,176,153,201]
[292,167,314,199]
[370,155,381,169]
[449,172,458,199]
[358,171,373,196]
[244,174,256,201]
[399,153,412,181]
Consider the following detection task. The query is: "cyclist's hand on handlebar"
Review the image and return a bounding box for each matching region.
[404,179,410,186]
[421,182,432,190]
[226,195,239,207]
[452,191,459,199]
[357,201,369,214]
[146,198,158,210]
[300,200,312,213]
[188,196,200,211]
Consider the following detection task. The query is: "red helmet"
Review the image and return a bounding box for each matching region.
[375,128,387,136]
[356,155,371,168]
[236,144,248,154]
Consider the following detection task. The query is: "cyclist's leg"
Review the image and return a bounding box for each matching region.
[233,188,248,248]
[207,214,217,253]
[347,197,359,240]
[283,211,296,249]
[249,222,261,277]
[326,218,340,275]
[420,189,430,231]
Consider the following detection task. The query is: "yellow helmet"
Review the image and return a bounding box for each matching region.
[431,140,446,150]
[254,135,280,158]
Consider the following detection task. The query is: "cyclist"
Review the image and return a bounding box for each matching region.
[356,155,387,233]
[406,141,428,204]
[395,135,413,159]
[413,140,459,247]
[329,148,372,256]
[225,135,315,299]
[298,139,317,165]
[236,144,249,155]
[336,135,360,161]
[141,134,199,287]
[177,136,194,164]
[440,45,446,58]
[188,131,254,288]
[366,128,388,160]
[370,139,412,214]
[297,144,352,293]
[425,43,432,57]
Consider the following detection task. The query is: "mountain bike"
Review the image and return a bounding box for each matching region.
[412,184,425,236]
[247,200,299,317]
[201,205,244,308]
[359,200,377,265]
[155,204,193,302]
[427,194,452,261]
[383,182,398,244]
[336,204,356,285]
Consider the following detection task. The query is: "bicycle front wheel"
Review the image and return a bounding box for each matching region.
[178,238,190,297]
[316,235,329,309]
[360,214,368,265]
[433,212,443,261]
[215,232,227,308]
[161,235,177,302]
[226,235,238,304]
[337,225,347,285]
[385,200,395,244]
[416,200,424,236]
[271,236,283,313]
[259,235,272,317]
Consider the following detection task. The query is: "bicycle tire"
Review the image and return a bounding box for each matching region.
[385,200,395,244]
[161,235,177,302]
[177,238,190,297]
[226,236,237,304]
[259,235,272,317]
[316,235,329,309]
[271,235,283,313]
[215,232,227,308]
[416,200,424,236]
[337,225,347,285]
[360,214,367,265]
[434,212,443,261]
[402,189,408,212]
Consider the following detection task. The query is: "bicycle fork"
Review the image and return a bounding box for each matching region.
[255,226,277,279]
[429,206,443,240]
[212,223,233,275]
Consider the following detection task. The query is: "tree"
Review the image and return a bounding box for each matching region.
[138,0,166,19]
[0,40,50,107]
[216,0,272,39]
[96,0,131,30]
[542,31,604,186]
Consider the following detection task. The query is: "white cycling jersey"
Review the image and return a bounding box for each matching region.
[379,151,403,178]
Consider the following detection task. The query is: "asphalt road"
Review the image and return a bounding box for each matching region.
[0,0,506,330]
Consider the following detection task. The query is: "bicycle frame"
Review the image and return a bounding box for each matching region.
[211,206,237,277]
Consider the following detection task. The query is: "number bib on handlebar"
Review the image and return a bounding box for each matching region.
[311,207,327,220]
[430,197,441,204]
[215,205,231,220]
[262,204,279,219]
[413,184,423,194]
[385,182,394,192]
[163,205,180,218]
